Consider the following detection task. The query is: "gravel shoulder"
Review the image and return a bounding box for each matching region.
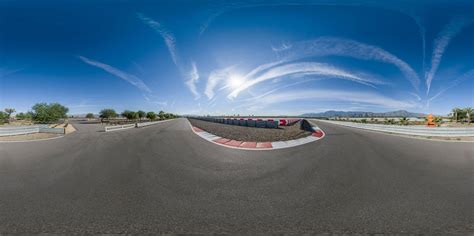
[188,118,310,142]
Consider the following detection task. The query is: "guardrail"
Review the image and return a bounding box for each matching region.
[317,120,474,137]
[0,125,52,137]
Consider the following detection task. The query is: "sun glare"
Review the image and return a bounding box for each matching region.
[227,75,245,89]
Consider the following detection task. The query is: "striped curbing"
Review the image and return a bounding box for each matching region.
[188,119,325,150]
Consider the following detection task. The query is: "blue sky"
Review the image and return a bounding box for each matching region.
[0,0,472,115]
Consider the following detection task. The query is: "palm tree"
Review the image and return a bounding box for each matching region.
[464,107,473,123]
[451,107,460,122]
[400,117,409,125]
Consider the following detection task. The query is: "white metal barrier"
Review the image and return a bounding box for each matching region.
[0,125,49,136]
[317,120,474,137]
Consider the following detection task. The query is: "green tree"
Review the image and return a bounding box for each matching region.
[4,108,15,119]
[361,118,367,123]
[146,111,157,120]
[99,109,117,119]
[85,113,95,119]
[31,103,69,123]
[137,110,146,120]
[0,111,7,124]
[121,110,138,120]
[158,110,166,119]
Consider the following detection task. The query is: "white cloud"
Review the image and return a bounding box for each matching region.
[185,61,200,99]
[137,13,178,66]
[426,17,472,94]
[428,69,474,102]
[205,65,236,99]
[228,62,380,99]
[138,13,201,99]
[243,89,418,110]
[279,37,420,90]
[78,56,151,93]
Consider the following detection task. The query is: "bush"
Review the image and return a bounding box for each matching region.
[86,113,95,119]
[31,103,69,123]
[16,112,32,120]
[99,109,117,119]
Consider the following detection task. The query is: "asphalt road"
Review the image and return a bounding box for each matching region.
[0,118,472,234]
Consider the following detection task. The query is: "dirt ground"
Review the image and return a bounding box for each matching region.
[188,118,311,142]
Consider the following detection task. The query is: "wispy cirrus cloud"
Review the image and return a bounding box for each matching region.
[278,37,420,90]
[205,65,236,99]
[137,13,178,66]
[137,13,201,99]
[185,61,200,99]
[78,56,151,93]
[425,17,472,94]
[428,69,474,103]
[242,89,418,110]
[228,62,381,99]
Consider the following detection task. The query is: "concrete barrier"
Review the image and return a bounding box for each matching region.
[104,124,136,132]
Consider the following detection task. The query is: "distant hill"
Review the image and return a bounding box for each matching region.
[301,110,426,118]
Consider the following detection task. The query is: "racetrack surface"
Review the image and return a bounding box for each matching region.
[0,118,472,234]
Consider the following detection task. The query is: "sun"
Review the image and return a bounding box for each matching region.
[227,75,245,89]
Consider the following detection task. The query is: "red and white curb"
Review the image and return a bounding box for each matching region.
[189,121,325,150]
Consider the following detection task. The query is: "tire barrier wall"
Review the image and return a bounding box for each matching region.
[191,117,302,129]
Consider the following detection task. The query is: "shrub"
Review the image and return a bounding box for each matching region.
[16,112,32,120]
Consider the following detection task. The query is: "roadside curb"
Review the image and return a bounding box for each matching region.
[188,119,325,150]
